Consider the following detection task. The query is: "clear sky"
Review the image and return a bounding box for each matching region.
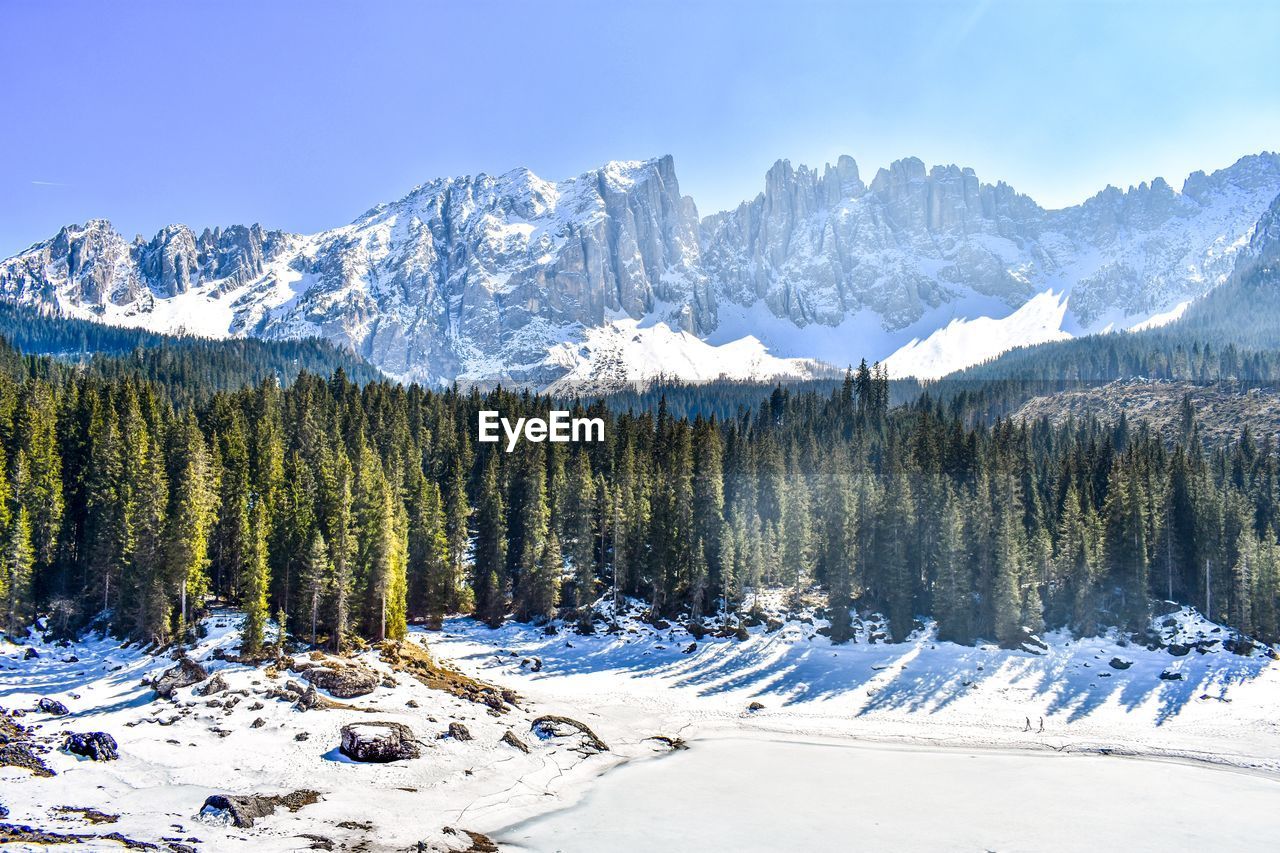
[2,0,1277,256]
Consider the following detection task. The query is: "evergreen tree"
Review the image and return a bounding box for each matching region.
[473,452,508,628]
[298,528,331,646]
[324,447,355,651]
[823,465,859,644]
[241,499,271,655]
[13,382,62,573]
[410,477,451,624]
[166,415,215,636]
[1,506,34,634]
[932,489,972,643]
[993,473,1029,646]
[565,449,598,625]
[514,445,555,622]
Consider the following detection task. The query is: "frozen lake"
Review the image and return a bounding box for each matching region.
[496,737,1280,852]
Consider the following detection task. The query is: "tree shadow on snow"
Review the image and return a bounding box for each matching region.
[436,618,1274,727]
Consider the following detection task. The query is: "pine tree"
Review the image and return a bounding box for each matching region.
[473,452,508,628]
[932,489,972,643]
[1230,524,1257,637]
[211,410,252,601]
[166,414,215,637]
[780,460,813,606]
[122,431,170,642]
[1,506,34,634]
[1104,456,1151,631]
[84,398,129,618]
[823,465,859,644]
[514,445,552,622]
[525,531,563,623]
[298,528,331,646]
[443,438,473,611]
[1250,537,1280,642]
[878,461,917,642]
[410,477,451,624]
[13,382,62,573]
[565,450,598,625]
[324,447,355,651]
[241,499,271,656]
[993,473,1028,647]
[692,418,725,602]
[354,446,404,641]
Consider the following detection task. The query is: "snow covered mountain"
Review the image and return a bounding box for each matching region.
[2,152,1278,387]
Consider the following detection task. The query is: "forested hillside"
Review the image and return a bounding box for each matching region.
[0,303,383,400]
[1015,381,1280,449]
[0,345,1277,654]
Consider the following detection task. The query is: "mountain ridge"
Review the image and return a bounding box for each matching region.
[3,151,1277,390]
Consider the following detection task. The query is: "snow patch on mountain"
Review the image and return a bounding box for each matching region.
[542,315,830,394]
[1129,299,1192,332]
[882,290,1072,379]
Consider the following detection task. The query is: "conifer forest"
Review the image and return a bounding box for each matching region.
[1,338,1277,656]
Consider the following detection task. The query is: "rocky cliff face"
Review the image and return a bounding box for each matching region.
[2,151,1277,386]
[259,157,710,384]
[702,151,1280,335]
[0,220,291,331]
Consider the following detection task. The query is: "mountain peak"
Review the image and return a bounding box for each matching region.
[3,150,1279,387]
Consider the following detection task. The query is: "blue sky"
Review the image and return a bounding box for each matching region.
[2,0,1277,256]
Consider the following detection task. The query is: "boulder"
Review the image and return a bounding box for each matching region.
[500,730,530,753]
[445,722,473,742]
[1160,670,1185,681]
[0,742,54,776]
[295,683,347,712]
[23,648,38,660]
[1108,657,1132,670]
[530,715,608,754]
[339,722,420,762]
[63,732,118,761]
[436,827,499,852]
[152,658,208,699]
[36,698,69,716]
[199,790,320,828]
[1224,637,1256,656]
[746,701,765,712]
[645,735,689,751]
[304,666,378,699]
[1167,643,1190,657]
[194,673,228,697]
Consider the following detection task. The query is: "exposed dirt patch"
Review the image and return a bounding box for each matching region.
[53,805,120,824]
[380,640,517,713]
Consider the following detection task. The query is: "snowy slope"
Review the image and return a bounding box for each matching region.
[2,600,1279,851]
[882,290,1072,379]
[541,315,831,394]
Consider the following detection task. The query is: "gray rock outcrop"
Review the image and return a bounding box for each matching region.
[339,722,420,762]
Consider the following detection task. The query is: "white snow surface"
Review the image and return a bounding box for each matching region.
[1130,299,1193,332]
[882,289,1072,379]
[2,599,1278,851]
[541,316,829,394]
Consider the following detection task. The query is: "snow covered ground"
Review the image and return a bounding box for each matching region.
[2,598,1278,851]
